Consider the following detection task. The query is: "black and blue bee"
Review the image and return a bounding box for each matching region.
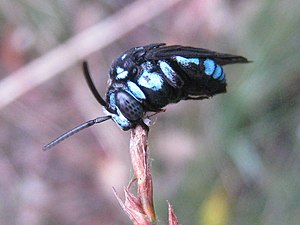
[43,43,249,150]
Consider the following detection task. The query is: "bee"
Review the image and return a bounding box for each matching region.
[43,43,249,150]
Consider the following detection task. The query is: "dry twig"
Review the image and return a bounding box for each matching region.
[114,125,155,225]
[114,125,181,225]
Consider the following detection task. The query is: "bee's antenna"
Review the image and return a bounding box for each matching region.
[83,61,115,113]
[43,115,111,151]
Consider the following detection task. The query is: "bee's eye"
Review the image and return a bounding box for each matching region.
[115,91,143,121]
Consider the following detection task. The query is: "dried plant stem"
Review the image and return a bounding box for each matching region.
[114,124,181,225]
[113,125,155,225]
[129,125,156,222]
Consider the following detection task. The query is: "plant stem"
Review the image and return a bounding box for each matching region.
[130,125,156,223]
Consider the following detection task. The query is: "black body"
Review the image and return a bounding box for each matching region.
[43,43,249,150]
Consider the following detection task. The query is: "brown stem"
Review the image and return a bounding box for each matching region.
[129,125,156,222]
[115,124,181,224]
[113,124,156,225]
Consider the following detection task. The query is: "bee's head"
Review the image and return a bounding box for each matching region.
[107,89,144,130]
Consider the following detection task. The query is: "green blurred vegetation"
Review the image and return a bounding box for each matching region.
[158,1,300,225]
[0,0,299,225]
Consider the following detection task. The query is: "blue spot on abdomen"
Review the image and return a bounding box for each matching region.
[159,61,183,87]
[175,56,200,66]
[212,65,222,79]
[218,71,225,81]
[211,64,226,81]
[159,61,176,79]
[203,59,216,76]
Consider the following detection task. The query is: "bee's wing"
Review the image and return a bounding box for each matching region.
[145,45,250,65]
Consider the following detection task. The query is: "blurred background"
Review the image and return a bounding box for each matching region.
[0,0,299,224]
